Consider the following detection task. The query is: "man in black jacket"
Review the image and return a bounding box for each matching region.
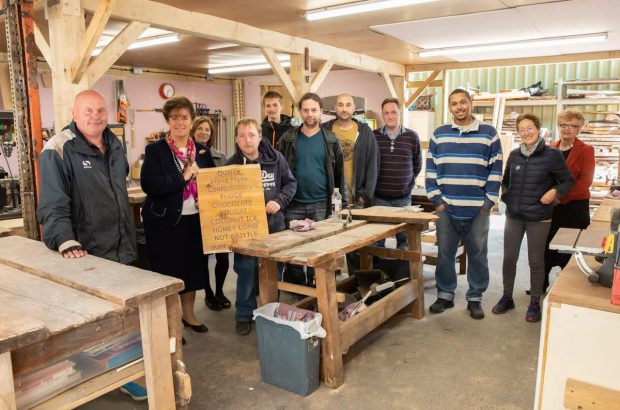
[227,118,297,335]
[325,93,378,208]
[261,90,294,146]
[37,90,144,400]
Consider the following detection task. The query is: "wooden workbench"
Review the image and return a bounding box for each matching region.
[232,206,436,388]
[0,235,187,409]
[535,197,620,409]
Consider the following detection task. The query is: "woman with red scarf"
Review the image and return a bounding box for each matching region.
[141,96,215,334]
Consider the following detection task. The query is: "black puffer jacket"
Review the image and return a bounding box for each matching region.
[501,138,574,221]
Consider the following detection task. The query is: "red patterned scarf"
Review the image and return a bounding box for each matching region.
[165,133,198,202]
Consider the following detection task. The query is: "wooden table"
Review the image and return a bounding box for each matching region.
[232,206,436,388]
[535,197,620,409]
[0,236,188,409]
[127,186,146,225]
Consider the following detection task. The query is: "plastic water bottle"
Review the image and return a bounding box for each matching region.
[332,188,342,221]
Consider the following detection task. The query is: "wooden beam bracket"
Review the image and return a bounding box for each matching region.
[405,70,441,109]
[260,47,297,103]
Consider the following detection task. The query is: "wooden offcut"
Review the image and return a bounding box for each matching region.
[197,164,269,253]
[564,378,620,410]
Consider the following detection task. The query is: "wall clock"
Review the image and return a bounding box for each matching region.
[159,83,175,99]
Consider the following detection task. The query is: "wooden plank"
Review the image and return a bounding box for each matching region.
[12,310,140,377]
[258,258,278,307]
[339,281,417,352]
[574,230,607,254]
[310,60,333,93]
[350,206,437,225]
[232,219,367,257]
[86,21,150,86]
[314,260,343,388]
[592,198,620,222]
[260,47,296,103]
[71,0,118,83]
[31,362,145,410]
[277,282,346,303]
[357,245,420,261]
[404,70,441,109]
[139,297,175,409]
[80,0,404,76]
[407,225,425,318]
[564,378,620,410]
[407,79,443,88]
[549,227,581,252]
[0,311,48,354]
[0,236,183,308]
[270,223,407,266]
[0,352,16,410]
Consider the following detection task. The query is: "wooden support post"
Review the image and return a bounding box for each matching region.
[45,2,89,132]
[32,25,54,72]
[406,224,425,319]
[260,47,296,104]
[382,71,398,99]
[139,297,175,410]
[290,53,310,113]
[0,352,16,410]
[315,260,344,388]
[310,60,333,93]
[258,258,278,306]
[405,70,441,110]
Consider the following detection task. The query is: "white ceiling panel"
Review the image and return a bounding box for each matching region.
[371,0,620,62]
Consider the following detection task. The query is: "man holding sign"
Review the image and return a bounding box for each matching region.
[226,118,297,335]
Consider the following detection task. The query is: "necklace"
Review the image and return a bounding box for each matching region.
[559,143,573,151]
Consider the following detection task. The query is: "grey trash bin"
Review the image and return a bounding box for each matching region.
[253,303,326,396]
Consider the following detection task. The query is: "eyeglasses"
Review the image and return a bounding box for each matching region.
[518,127,537,134]
[169,115,190,121]
[558,123,581,130]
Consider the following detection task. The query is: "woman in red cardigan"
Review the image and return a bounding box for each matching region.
[542,109,595,292]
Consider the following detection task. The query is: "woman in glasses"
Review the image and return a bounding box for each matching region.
[542,109,595,291]
[492,113,574,322]
[141,96,214,335]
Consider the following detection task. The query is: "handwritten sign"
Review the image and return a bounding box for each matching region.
[197,164,269,253]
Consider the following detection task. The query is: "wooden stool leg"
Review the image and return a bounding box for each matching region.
[407,224,425,319]
[0,352,16,410]
[258,258,278,306]
[139,296,175,410]
[315,260,344,388]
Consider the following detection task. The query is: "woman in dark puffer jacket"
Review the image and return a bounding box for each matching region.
[492,113,574,322]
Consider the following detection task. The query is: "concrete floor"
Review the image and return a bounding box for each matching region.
[80,215,547,410]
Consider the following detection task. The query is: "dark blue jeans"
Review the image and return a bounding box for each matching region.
[435,210,490,302]
[283,200,328,286]
[233,253,258,322]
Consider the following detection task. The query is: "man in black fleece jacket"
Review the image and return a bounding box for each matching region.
[227,118,297,335]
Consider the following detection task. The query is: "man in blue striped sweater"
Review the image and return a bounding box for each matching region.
[373,98,422,250]
[425,89,503,319]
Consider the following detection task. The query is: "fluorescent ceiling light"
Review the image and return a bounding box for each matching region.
[209,61,291,75]
[305,0,438,21]
[92,33,181,56]
[418,32,608,58]
[208,55,289,69]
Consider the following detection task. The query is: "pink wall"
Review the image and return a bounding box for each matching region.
[38,73,232,170]
[242,69,393,127]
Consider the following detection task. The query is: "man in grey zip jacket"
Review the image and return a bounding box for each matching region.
[325,93,378,208]
[37,90,137,264]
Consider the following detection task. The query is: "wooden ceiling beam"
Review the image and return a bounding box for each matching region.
[260,47,297,104]
[310,60,333,93]
[71,0,118,84]
[33,23,55,73]
[382,71,398,99]
[85,21,149,87]
[407,51,620,72]
[79,0,404,76]
[405,70,441,109]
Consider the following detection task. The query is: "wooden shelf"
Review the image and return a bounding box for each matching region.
[474,97,620,108]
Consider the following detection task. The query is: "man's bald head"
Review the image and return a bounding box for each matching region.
[335,93,355,122]
[72,90,108,140]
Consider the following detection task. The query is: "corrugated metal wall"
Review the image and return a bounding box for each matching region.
[408,59,620,131]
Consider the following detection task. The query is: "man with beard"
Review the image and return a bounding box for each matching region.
[425,88,503,320]
[325,93,378,208]
[277,92,345,286]
[261,90,294,146]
